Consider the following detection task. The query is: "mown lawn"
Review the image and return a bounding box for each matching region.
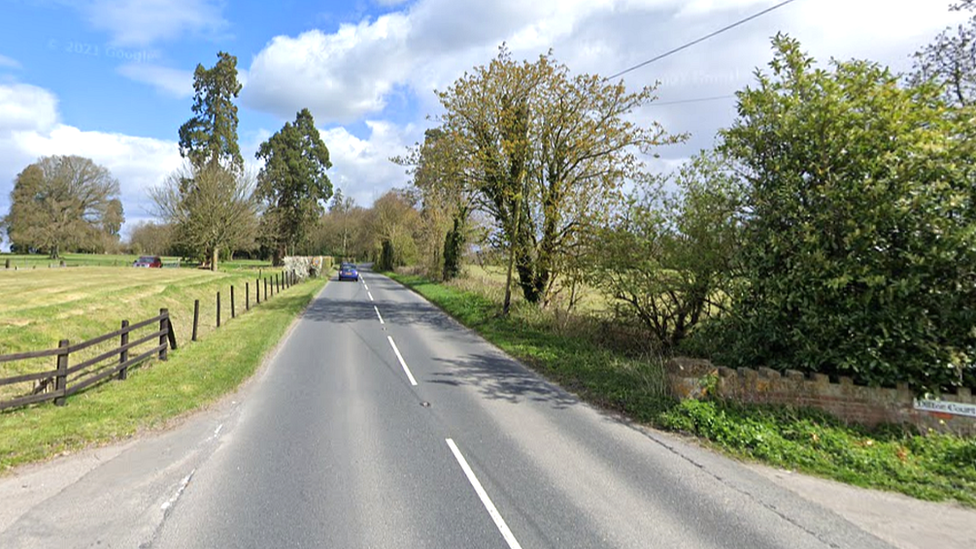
[0,266,293,403]
[0,269,327,472]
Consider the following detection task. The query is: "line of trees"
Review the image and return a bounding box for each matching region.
[151,52,334,270]
[387,8,976,392]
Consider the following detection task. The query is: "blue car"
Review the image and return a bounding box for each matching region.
[338,263,359,281]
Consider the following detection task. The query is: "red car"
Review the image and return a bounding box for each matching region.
[133,256,162,268]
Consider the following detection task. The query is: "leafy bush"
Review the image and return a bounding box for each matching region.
[712,34,976,391]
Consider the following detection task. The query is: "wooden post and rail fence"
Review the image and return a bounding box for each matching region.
[0,268,312,411]
[0,309,176,411]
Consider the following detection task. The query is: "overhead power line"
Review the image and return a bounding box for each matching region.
[649,94,737,106]
[606,0,801,81]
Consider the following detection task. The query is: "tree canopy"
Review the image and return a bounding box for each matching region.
[712,34,976,391]
[255,108,333,265]
[3,155,123,258]
[436,46,679,307]
[178,51,244,172]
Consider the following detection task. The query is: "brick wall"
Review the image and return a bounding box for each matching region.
[666,358,976,436]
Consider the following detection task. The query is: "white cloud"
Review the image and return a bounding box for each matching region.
[117,64,194,98]
[0,84,59,133]
[244,16,412,123]
[0,54,20,69]
[243,0,964,135]
[318,121,415,207]
[80,0,228,47]
[0,82,182,240]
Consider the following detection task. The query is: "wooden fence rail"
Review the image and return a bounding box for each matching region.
[0,309,177,411]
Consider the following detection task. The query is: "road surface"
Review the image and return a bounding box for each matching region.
[0,268,894,548]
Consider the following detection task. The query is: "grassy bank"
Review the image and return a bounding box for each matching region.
[0,276,326,472]
[389,272,976,507]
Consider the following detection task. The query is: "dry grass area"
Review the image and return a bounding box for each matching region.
[456,263,610,314]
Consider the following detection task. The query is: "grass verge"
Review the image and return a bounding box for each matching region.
[0,277,326,473]
[389,271,976,507]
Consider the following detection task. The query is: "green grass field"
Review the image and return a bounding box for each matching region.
[0,274,327,472]
[0,266,292,402]
[0,253,274,271]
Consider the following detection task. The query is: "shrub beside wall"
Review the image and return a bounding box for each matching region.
[667,358,976,436]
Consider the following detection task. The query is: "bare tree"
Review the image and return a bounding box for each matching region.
[152,163,258,270]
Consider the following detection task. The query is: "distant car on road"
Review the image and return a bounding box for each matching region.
[338,263,359,281]
[133,256,162,268]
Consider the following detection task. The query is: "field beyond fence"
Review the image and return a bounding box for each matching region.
[0,265,309,409]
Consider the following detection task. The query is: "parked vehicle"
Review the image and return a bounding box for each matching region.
[133,256,162,268]
[338,263,359,281]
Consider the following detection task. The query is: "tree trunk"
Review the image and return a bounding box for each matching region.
[211,246,218,272]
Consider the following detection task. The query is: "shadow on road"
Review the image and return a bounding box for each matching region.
[429,352,579,410]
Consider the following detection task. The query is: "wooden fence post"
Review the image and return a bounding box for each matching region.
[264,278,269,301]
[159,309,169,360]
[276,273,280,293]
[192,299,200,341]
[118,320,129,380]
[246,282,250,311]
[231,285,236,319]
[217,291,221,328]
[256,278,261,304]
[54,339,69,406]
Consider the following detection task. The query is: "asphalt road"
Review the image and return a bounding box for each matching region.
[0,268,896,548]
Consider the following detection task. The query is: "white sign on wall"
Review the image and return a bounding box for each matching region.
[914,399,976,418]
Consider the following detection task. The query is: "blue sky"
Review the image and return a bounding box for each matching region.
[0,0,967,245]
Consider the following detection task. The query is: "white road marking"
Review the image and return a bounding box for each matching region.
[387,336,417,386]
[374,305,385,324]
[368,291,374,302]
[363,282,369,291]
[445,439,523,549]
[212,423,223,438]
[161,469,195,512]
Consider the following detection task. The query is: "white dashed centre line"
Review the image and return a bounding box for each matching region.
[387,336,417,386]
[374,305,385,324]
[445,439,523,549]
[368,291,374,301]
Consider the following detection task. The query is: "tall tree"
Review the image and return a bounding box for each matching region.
[438,46,679,307]
[717,34,976,391]
[178,52,244,172]
[395,127,474,281]
[152,163,258,271]
[255,108,333,265]
[3,156,123,258]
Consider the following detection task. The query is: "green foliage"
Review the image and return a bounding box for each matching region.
[714,35,976,391]
[178,52,244,173]
[256,108,333,265]
[436,45,679,305]
[442,217,464,280]
[660,399,976,506]
[3,156,124,258]
[369,189,421,269]
[597,151,740,349]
